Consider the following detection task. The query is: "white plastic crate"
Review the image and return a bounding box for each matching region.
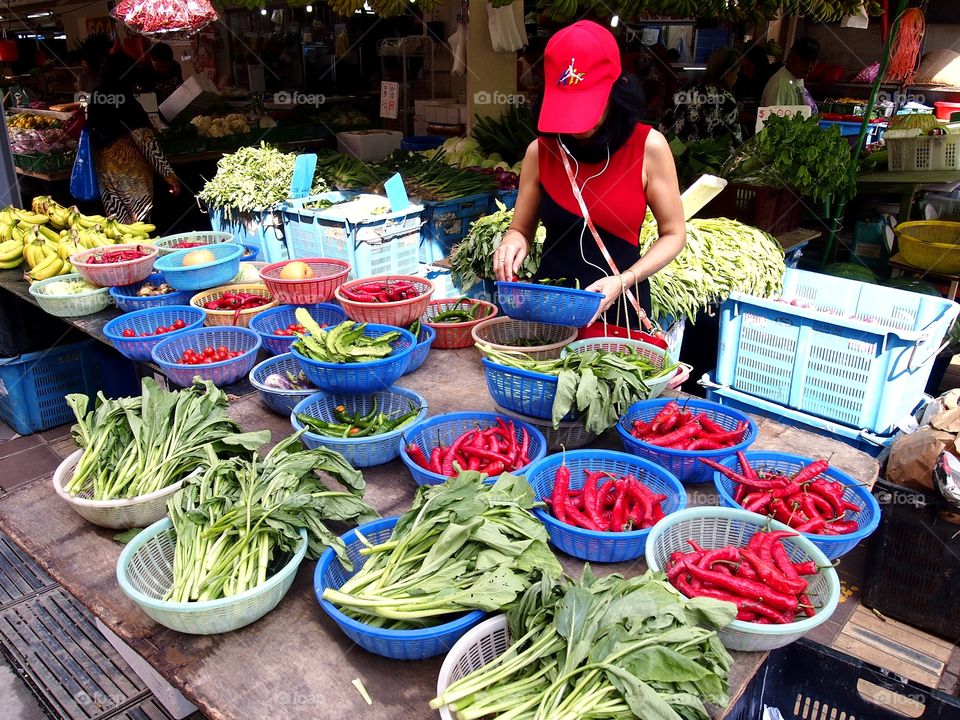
[716,268,959,434]
[886,128,960,172]
[281,192,423,279]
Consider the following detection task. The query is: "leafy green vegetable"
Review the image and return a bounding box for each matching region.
[165,430,375,602]
[449,202,546,293]
[478,344,676,434]
[292,315,399,363]
[472,105,537,165]
[377,149,498,200]
[721,113,857,205]
[431,570,737,720]
[321,472,562,630]
[64,378,269,500]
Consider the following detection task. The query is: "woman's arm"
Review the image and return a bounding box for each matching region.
[586,129,685,316]
[130,128,181,196]
[495,140,541,281]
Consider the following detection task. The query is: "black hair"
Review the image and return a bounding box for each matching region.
[535,73,648,163]
[79,32,112,67]
[791,37,820,63]
[151,42,174,63]
[99,52,138,93]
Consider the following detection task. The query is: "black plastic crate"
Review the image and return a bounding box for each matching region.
[862,478,960,642]
[727,639,960,720]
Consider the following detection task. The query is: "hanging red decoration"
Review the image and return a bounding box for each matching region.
[110,0,218,39]
[0,40,18,63]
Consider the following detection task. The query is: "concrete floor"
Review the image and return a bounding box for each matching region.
[0,659,48,720]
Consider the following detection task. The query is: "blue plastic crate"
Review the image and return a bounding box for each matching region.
[717,268,959,434]
[819,120,886,144]
[491,189,518,211]
[208,206,289,264]
[702,377,901,458]
[0,340,100,435]
[281,193,423,279]
[419,192,493,264]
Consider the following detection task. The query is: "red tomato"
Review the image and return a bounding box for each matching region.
[140,332,150,337]
[215,352,228,362]
[154,326,167,335]
[122,328,136,338]
[203,347,216,358]
[275,329,290,336]
[172,319,186,330]
[217,345,229,355]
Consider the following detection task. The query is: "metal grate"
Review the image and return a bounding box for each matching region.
[0,534,58,609]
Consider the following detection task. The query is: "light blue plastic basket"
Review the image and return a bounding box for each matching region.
[151,327,261,387]
[712,451,881,561]
[314,517,485,659]
[524,449,685,563]
[717,268,960,434]
[103,306,206,362]
[153,243,244,292]
[291,387,428,468]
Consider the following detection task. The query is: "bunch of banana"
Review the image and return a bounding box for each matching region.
[100,218,155,241]
[328,0,365,17]
[76,228,114,250]
[27,253,70,282]
[0,225,24,270]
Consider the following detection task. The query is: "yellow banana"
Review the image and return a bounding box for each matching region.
[11,224,24,243]
[57,240,83,261]
[22,243,38,269]
[93,233,114,248]
[0,223,12,242]
[61,262,73,275]
[0,239,23,262]
[28,254,64,281]
[37,225,60,243]
[0,256,23,270]
[14,210,49,225]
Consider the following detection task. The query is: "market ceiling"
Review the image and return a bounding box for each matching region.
[0,0,90,29]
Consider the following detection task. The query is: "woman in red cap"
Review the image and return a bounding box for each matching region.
[494,20,686,331]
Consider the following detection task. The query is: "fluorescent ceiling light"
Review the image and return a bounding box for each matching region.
[27,12,51,19]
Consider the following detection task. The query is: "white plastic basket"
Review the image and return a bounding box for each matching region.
[52,450,184,529]
[646,507,841,652]
[493,405,597,451]
[28,273,111,318]
[436,614,511,720]
[886,129,960,172]
[117,517,307,635]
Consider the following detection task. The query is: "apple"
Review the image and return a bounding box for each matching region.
[182,249,217,267]
[279,261,315,280]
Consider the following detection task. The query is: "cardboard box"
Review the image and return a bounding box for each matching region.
[336,129,402,162]
[159,74,221,123]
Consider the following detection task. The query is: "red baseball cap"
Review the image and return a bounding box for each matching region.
[538,21,622,134]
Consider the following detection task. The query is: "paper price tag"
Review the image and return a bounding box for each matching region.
[380,81,399,120]
[756,105,811,133]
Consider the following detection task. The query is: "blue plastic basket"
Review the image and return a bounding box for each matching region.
[495,281,603,328]
[398,411,547,486]
[314,517,486,660]
[419,193,494,264]
[103,306,207,362]
[403,323,436,375]
[109,272,194,313]
[249,303,347,355]
[481,358,574,421]
[717,268,960,434]
[712,451,881,561]
[151,327,261,387]
[616,398,758,484]
[281,193,423,279]
[249,353,319,415]
[153,243,244,292]
[291,387,428,468]
[0,340,100,435]
[400,135,445,151]
[524,449,685,563]
[153,231,235,256]
[289,324,414,393]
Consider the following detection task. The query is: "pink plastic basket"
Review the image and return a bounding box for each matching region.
[335,275,434,327]
[71,243,159,287]
[423,298,498,350]
[258,258,351,305]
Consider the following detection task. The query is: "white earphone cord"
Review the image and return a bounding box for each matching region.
[557,135,611,279]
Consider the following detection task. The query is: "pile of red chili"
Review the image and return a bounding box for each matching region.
[202,291,271,325]
[340,279,421,304]
[85,247,151,264]
[406,420,531,477]
[666,531,820,624]
[171,240,208,249]
[702,454,860,535]
[545,468,667,533]
[630,401,748,450]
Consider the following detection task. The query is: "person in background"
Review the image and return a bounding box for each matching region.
[494,21,686,332]
[518,38,546,96]
[659,48,743,149]
[75,33,112,94]
[86,53,180,223]
[734,45,772,105]
[760,38,820,108]
[145,42,183,104]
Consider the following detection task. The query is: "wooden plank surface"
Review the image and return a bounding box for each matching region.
[0,347,879,720]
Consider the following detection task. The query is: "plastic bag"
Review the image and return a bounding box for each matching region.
[487,2,526,53]
[70,128,99,202]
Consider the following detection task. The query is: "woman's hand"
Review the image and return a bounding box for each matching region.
[166,176,181,197]
[585,275,627,324]
[493,229,529,281]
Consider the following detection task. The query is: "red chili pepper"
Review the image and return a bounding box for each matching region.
[743,493,772,514]
[696,413,728,435]
[824,519,859,534]
[809,478,845,517]
[794,517,826,533]
[740,548,808,595]
[700,458,783,490]
[564,496,600,530]
[701,421,747,444]
[682,561,799,612]
[517,427,530,466]
[441,430,474,476]
[483,460,506,476]
[687,438,728,450]
[428,447,443,475]
[791,560,818,576]
[610,481,629,532]
[406,444,429,470]
[695,546,739,569]
[648,401,679,433]
[841,499,861,513]
[645,422,700,447]
[792,459,830,486]
[798,593,817,618]
[581,471,606,530]
[552,464,570,524]
[757,530,799,565]
[631,419,652,437]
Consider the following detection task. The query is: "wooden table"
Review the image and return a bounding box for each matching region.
[0,341,879,720]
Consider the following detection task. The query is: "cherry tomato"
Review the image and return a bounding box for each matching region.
[155,326,167,335]
[172,319,186,330]
[140,332,150,337]
[218,346,229,355]
[203,347,215,358]
[122,328,136,338]
[215,352,228,362]
[275,329,290,336]
[230,351,241,358]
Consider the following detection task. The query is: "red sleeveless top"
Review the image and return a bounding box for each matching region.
[537,122,651,246]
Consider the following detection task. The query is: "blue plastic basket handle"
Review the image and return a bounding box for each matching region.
[290,154,318,200]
